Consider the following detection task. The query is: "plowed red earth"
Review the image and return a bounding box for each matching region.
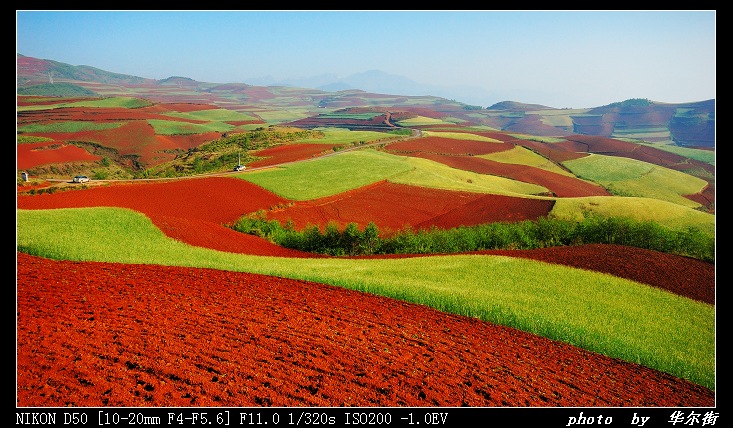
[17,101,232,167]
[248,144,342,168]
[382,137,610,198]
[16,178,715,407]
[265,181,555,233]
[17,141,102,170]
[385,136,515,156]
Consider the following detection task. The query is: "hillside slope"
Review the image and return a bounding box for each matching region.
[17,54,714,147]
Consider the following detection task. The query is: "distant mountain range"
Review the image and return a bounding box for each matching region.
[16,54,715,148]
[11,54,614,109]
[243,69,521,108]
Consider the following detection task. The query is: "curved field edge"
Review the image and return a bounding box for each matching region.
[562,154,709,209]
[17,207,715,391]
[235,150,713,235]
[240,149,549,201]
[550,196,715,237]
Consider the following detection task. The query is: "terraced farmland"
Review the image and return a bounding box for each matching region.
[16,92,715,408]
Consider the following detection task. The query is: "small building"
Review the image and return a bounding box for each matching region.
[21,171,29,182]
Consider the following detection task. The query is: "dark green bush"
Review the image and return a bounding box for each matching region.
[229,212,714,262]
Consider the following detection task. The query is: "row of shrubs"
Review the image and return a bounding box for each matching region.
[231,212,715,262]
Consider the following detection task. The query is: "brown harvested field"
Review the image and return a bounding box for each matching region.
[17,175,715,408]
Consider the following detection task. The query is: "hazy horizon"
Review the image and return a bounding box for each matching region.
[16,10,716,109]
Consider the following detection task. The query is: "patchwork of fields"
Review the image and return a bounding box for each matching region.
[16,93,715,407]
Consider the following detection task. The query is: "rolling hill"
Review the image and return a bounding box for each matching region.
[16,53,717,408]
[17,54,715,147]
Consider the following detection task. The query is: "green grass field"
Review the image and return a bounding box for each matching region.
[16,96,153,112]
[241,149,414,200]
[551,196,715,237]
[18,121,126,133]
[640,143,715,165]
[298,128,398,145]
[16,135,55,144]
[508,133,567,143]
[236,147,715,238]
[319,112,383,120]
[16,206,715,391]
[388,156,550,196]
[395,116,451,126]
[421,130,503,142]
[478,146,577,177]
[254,109,313,124]
[161,108,260,122]
[563,154,709,208]
[241,149,551,200]
[147,119,235,135]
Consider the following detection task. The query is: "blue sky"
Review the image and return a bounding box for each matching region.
[16,10,716,108]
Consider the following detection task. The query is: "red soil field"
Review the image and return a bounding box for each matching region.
[16,177,714,301]
[17,141,102,170]
[403,152,611,198]
[381,136,610,198]
[385,136,515,156]
[147,103,221,113]
[16,251,714,407]
[17,102,236,167]
[17,96,91,107]
[248,144,342,168]
[17,106,206,124]
[16,56,50,76]
[16,177,289,225]
[562,135,716,177]
[514,140,591,163]
[413,192,555,230]
[264,181,554,233]
[287,115,393,130]
[19,122,223,168]
[16,177,716,407]
[556,135,715,210]
[16,180,53,192]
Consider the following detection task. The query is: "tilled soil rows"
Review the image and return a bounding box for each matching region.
[16,253,714,407]
[16,178,715,407]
